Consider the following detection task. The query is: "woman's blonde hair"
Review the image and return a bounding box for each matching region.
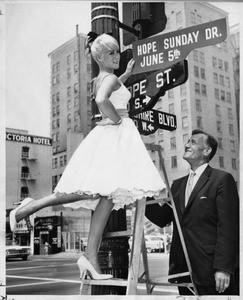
[90,33,119,62]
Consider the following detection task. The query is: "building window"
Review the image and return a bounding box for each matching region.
[74,125,78,132]
[216,121,222,133]
[67,87,71,97]
[52,64,56,73]
[218,138,223,149]
[171,156,177,168]
[197,116,202,129]
[224,61,229,72]
[229,124,234,135]
[56,132,60,142]
[200,68,205,80]
[74,50,78,61]
[196,99,201,111]
[218,59,223,70]
[74,83,79,94]
[56,61,60,72]
[168,103,174,114]
[201,84,207,96]
[52,175,58,191]
[60,156,64,167]
[67,55,71,65]
[183,133,189,146]
[67,68,71,79]
[56,119,60,128]
[67,127,71,132]
[170,137,176,149]
[52,120,55,130]
[215,105,221,117]
[182,116,188,129]
[232,158,237,170]
[52,133,56,142]
[56,105,60,115]
[225,77,230,88]
[21,146,29,158]
[52,76,57,86]
[64,155,67,166]
[219,156,224,168]
[181,99,187,112]
[52,94,56,104]
[190,12,196,24]
[67,114,71,124]
[195,82,200,94]
[74,97,79,107]
[194,66,199,77]
[226,92,231,103]
[212,57,217,67]
[56,92,60,102]
[74,64,78,74]
[220,90,225,101]
[214,88,219,100]
[180,84,186,95]
[199,52,204,63]
[20,186,29,200]
[67,100,71,110]
[230,140,235,152]
[193,50,198,62]
[52,158,58,169]
[56,74,60,84]
[52,107,56,117]
[228,108,233,119]
[74,111,79,121]
[168,89,174,99]
[176,11,182,25]
[213,73,218,84]
[219,75,224,86]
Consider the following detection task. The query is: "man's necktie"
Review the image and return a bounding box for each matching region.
[185,172,196,206]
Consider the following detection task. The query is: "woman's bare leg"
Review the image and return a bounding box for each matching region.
[84,196,114,273]
[15,192,100,222]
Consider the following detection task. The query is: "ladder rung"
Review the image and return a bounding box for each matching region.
[82,278,128,287]
[104,230,133,238]
[168,271,190,280]
[145,197,171,205]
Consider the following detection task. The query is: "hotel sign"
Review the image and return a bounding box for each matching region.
[6,132,52,146]
[132,18,227,74]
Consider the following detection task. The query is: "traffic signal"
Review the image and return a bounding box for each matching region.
[122,2,167,45]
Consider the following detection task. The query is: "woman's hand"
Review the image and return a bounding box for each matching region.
[125,59,135,77]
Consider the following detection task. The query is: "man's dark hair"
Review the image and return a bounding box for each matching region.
[192,129,218,161]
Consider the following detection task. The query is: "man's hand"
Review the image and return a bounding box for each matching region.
[214,270,230,293]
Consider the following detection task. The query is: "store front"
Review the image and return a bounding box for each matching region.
[34,216,62,255]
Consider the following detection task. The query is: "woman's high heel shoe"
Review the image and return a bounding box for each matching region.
[77,255,113,280]
[10,197,33,232]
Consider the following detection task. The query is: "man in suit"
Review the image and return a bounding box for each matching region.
[145,129,239,295]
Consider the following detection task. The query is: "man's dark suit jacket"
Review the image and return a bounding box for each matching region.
[145,165,239,287]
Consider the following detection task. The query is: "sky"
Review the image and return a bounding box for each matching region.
[2,1,242,137]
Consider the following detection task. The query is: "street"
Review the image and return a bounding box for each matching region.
[6,252,178,296]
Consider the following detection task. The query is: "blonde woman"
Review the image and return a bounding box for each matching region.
[10,33,166,280]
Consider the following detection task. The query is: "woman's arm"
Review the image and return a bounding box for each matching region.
[119,59,135,84]
[95,74,121,124]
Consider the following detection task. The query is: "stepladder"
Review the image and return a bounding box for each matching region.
[80,143,199,296]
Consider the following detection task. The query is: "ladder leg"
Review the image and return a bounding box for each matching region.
[157,147,199,296]
[141,233,151,294]
[126,198,146,295]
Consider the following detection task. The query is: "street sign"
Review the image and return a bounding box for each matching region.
[132,18,227,74]
[128,60,188,114]
[132,109,177,135]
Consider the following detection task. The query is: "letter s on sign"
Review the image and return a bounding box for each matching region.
[156,72,164,88]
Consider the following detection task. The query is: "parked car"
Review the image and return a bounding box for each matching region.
[129,234,170,253]
[6,240,31,261]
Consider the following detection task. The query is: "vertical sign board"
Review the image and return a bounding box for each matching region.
[132,18,227,74]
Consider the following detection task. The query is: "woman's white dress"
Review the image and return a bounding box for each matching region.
[54,79,166,211]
